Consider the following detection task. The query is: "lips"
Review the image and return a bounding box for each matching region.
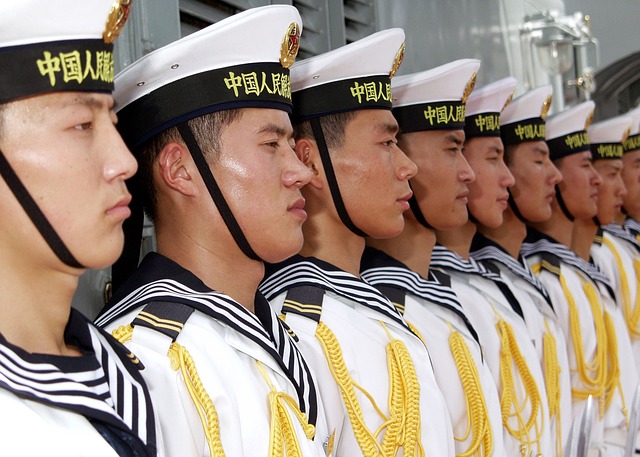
[288,197,307,220]
[107,194,132,220]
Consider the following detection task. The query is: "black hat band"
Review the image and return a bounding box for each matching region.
[0,39,114,104]
[117,62,292,150]
[548,131,590,161]
[592,142,623,160]
[465,112,501,138]
[501,117,546,146]
[292,75,392,122]
[623,133,640,153]
[393,101,465,133]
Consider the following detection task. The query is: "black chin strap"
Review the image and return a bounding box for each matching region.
[310,118,367,237]
[592,215,602,227]
[507,188,529,223]
[0,147,83,268]
[176,123,260,261]
[407,182,433,229]
[555,184,575,222]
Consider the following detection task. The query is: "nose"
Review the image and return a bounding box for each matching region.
[590,164,602,187]
[548,160,563,185]
[395,144,418,180]
[283,148,313,188]
[458,153,475,183]
[105,123,137,182]
[501,161,516,188]
[618,176,628,198]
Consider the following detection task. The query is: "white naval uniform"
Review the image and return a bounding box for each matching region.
[522,230,619,455]
[591,229,640,454]
[471,236,573,455]
[96,253,329,457]
[260,255,456,457]
[0,309,161,457]
[360,247,506,457]
[592,226,640,375]
[0,390,123,457]
[431,245,554,457]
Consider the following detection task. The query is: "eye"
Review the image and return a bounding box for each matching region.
[74,122,93,131]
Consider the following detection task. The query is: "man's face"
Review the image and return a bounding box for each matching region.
[399,129,475,229]
[0,92,137,269]
[594,159,626,225]
[555,151,602,220]
[330,109,417,239]
[464,136,515,228]
[507,141,562,222]
[622,149,640,219]
[213,108,312,264]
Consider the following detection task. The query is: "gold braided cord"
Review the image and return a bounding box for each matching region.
[255,361,316,457]
[602,312,629,427]
[495,318,544,456]
[315,320,424,456]
[559,275,607,418]
[542,320,562,457]
[111,324,226,456]
[602,237,640,337]
[112,324,134,343]
[167,342,227,457]
[446,322,493,457]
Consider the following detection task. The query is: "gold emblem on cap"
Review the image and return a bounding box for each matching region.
[585,110,594,130]
[462,72,476,104]
[622,126,631,143]
[280,22,301,69]
[103,0,132,44]
[540,94,552,120]
[502,90,515,111]
[390,42,405,79]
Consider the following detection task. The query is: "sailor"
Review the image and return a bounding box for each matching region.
[94,6,329,456]
[621,107,640,241]
[259,29,456,456]
[621,107,640,243]
[361,60,508,457]
[585,116,640,455]
[598,108,640,374]
[431,77,554,456]
[0,1,162,455]
[520,101,610,456]
[469,85,573,455]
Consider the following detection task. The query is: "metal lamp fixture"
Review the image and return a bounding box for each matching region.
[521,10,599,113]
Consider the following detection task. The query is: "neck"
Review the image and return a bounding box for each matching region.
[299,211,365,277]
[435,220,476,259]
[479,208,526,258]
[529,205,573,248]
[614,212,625,225]
[157,224,263,313]
[367,215,435,279]
[571,218,598,261]
[0,253,80,355]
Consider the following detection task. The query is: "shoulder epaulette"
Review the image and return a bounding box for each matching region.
[282,286,325,323]
[535,252,562,276]
[132,301,195,341]
[373,285,407,315]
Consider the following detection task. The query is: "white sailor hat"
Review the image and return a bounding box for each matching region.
[500,85,553,145]
[545,100,595,161]
[290,28,405,122]
[464,76,518,139]
[392,59,480,132]
[622,106,640,152]
[115,5,302,149]
[0,0,131,104]
[588,116,632,161]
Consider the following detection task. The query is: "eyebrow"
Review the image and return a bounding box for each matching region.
[444,132,464,147]
[374,122,400,135]
[63,94,112,111]
[256,122,292,138]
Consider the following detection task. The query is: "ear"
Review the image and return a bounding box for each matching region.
[294,138,324,189]
[157,142,197,197]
